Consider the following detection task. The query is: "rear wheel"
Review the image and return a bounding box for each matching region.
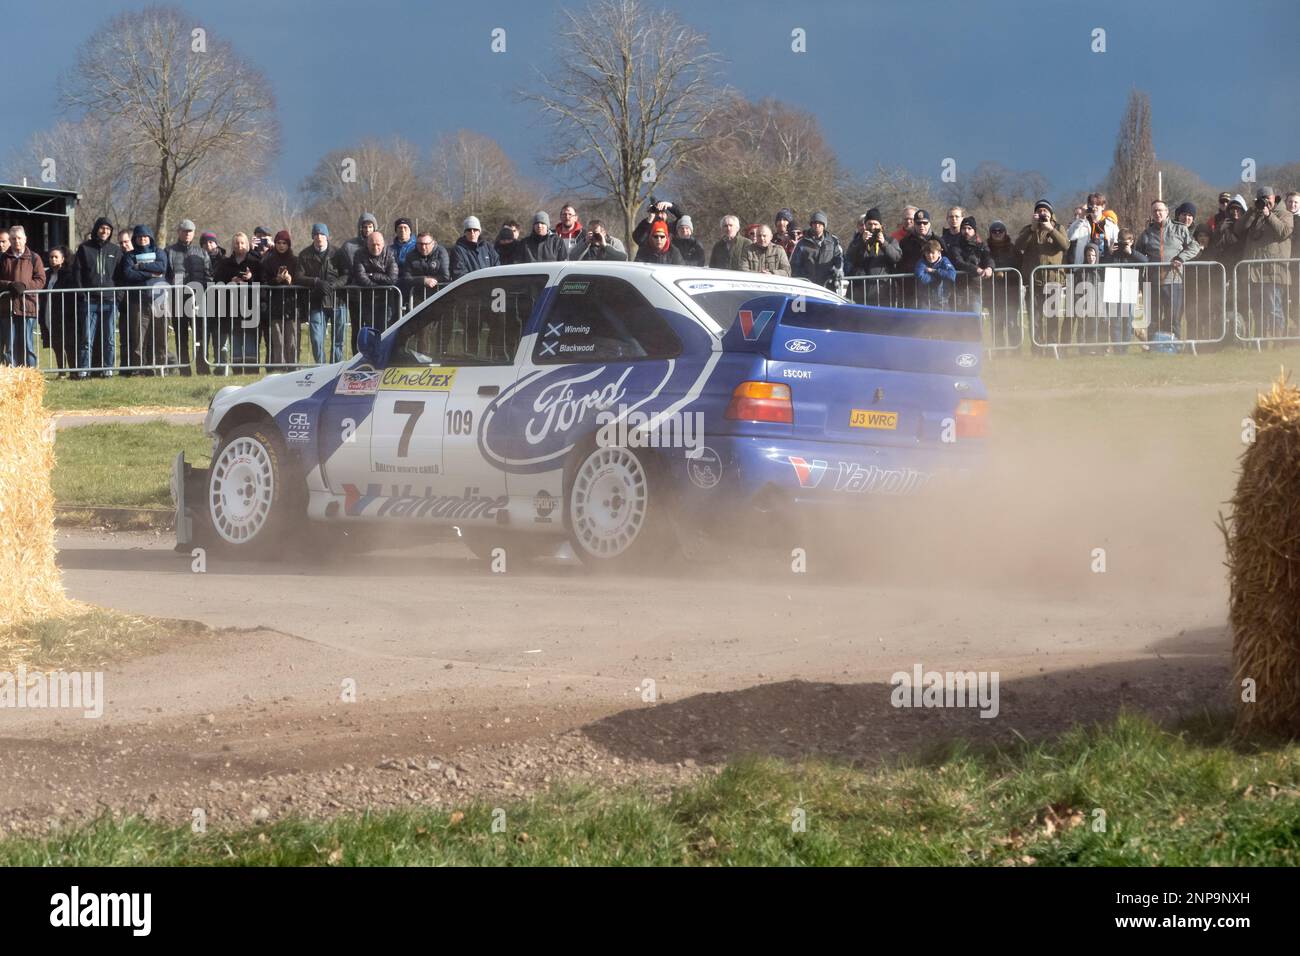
[565,442,676,569]
[206,422,300,559]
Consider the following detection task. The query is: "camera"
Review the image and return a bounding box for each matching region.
[1255,198,1269,210]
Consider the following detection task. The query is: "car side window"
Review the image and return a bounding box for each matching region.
[390,275,545,367]
[534,275,681,364]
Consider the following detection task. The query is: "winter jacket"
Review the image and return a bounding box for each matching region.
[790,233,844,286]
[1102,249,1149,265]
[1135,220,1200,283]
[1066,216,1119,263]
[578,242,628,262]
[260,247,301,317]
[634,244,685,266]
[450,236,499,280]
[1013,220,1070,289]
[0,247,47,318]
[914,255,958,309]
[554,220,585,258]
[632,203,686,249]
[949,235,993,277]
[846,232,902,276]
[73,218,121,289]
[351,247,399,287]
[295,243,349,310]
[164,240,212,289]
[740,242,792,276]
[1234,207,1295,285]
[389,236,417,266]
[115,225,168,287]
[213,252,258,285]
[519,232,568,263]
[986,234,1018,271]
[400,245,452,306]
[41,259,77,336]
[495,239,523,265]
[709,236,751,271]
[899,229,941,274]
[674,237,706,268]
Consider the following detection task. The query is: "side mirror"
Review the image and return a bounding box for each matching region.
[357,326,382,366]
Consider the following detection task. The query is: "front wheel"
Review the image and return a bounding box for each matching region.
[565,443,677,569]
[206,422,300,559]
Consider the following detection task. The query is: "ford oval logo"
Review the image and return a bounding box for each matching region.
[956,353,978,368]
[785,339,816,354]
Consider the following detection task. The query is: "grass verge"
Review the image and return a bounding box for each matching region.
[43,374,261,412]
[984,345,1300,391]
[0,607,207,672]
[53,422,209,510]
[2,712,1295,865]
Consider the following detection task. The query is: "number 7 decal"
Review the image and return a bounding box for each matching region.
[393,400,425,458]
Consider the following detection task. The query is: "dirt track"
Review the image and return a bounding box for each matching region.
[0,384,1252,835]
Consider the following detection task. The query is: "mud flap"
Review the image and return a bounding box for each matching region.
[171,452,210,552]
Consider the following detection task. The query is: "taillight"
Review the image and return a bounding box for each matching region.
[954,399,989,438]
[726,381,793,423]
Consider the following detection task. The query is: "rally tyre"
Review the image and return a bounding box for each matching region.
[564,441,677,570]
[206,422,301,560]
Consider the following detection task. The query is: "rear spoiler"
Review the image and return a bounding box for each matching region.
[722,295,984,376]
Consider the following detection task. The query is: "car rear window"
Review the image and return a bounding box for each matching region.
[783,300,983,342]
[676,279,839,331]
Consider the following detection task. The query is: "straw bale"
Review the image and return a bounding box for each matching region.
[1225,371,1300,735]
[0,368,71,629]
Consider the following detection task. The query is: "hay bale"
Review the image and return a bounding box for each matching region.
[0,368,70,629]
[1225,371,1300,735]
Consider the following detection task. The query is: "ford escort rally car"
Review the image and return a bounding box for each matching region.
[173,262,988,567]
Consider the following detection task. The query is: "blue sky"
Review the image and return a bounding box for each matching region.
[6,0,1297,201]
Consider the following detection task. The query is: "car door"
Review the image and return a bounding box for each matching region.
[492,271,687,525]
[367,274,547,515]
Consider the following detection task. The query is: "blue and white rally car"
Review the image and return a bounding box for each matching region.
[174,263,988,567]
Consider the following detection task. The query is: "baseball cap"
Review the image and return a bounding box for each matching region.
[913,209,930,223]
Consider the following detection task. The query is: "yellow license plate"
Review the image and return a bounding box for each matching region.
[849,409,898,430]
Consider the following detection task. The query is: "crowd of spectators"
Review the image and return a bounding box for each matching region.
[0,187,1296,373]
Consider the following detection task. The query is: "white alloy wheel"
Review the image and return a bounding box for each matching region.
[210,434,277,544]
[569,445,650,561]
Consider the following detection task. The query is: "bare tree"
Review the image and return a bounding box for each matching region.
[521,0,726,245]
[61,5,278,243]
[1106,89,1156,234]
[300,138,433,242]
[429,130,542,238]
[678,95,841,237]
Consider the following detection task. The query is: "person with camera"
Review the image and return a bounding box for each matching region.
[577,220,627,262]
[1233,186,1294,342]
[1066,193,1118,264]
[634,220,684,265]
[633,198,685,256]
[844,208,900,304]
[1136,199,1200,349]
[1014,200,1070,354]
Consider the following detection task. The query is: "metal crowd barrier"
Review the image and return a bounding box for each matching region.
[1232,258,1300,348]
[843,267,1025,355]
[0,282,408,375]
[195,283,405,373]
[1029,261,1227,357]
[2,284,198,376]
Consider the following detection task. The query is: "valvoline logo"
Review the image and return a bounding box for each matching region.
[738,309,774,341]
[788,456,828,488]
